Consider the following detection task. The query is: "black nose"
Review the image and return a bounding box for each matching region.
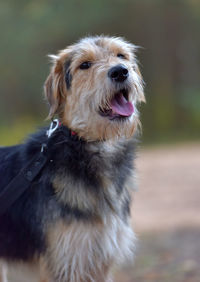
[108,64,129,82]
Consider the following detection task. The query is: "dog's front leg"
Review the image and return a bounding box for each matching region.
[39,257,50,282]
[0,262,7,282]
[45,222,114,282]
[44,239,112,281]
[43,257,112,282]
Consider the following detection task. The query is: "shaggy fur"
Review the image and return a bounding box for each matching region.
[0,36,144,282]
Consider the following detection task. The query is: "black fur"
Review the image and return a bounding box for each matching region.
[0,125,135,262]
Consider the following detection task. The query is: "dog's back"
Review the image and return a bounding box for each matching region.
[0,145,23,189]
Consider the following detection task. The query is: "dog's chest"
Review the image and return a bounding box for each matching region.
[52,140,134,221]
[47,215,135,281]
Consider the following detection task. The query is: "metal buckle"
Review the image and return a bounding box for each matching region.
[46,119,59,138]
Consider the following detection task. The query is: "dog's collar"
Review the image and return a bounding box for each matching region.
[46,119,77,139]
[46,119,60,138]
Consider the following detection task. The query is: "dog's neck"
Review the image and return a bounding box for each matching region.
[52,120,129,145]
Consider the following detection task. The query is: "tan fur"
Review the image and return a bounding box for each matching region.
[53,174,100,217]
[39,257,50,282]
[0,262,7,282]
[46,217,135,282]
[44,36,144,141]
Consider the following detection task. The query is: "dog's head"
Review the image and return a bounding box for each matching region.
[44,36,145,141]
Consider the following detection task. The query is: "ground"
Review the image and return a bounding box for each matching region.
[115,143,200,282]
[7,143,200,282]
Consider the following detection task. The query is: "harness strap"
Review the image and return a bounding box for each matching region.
[0,119,59,216]
[0,147,48,215]
[0,119,77,216]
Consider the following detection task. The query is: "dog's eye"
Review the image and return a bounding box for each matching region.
[79,62,92,70]
[117,53,126,59]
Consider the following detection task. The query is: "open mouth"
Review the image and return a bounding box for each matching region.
[99,89,134,120]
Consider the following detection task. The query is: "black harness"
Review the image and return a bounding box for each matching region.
[0,120,59,216]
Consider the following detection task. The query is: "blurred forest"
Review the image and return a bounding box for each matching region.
[0,0,200,144]
[1,2,200,281]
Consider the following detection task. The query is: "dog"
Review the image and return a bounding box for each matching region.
[0,36,145,282]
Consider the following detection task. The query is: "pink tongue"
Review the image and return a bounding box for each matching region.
[110,93,134,116]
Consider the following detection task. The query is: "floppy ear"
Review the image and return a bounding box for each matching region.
[44,57,65,119]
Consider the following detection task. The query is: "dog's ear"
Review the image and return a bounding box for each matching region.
[44,56,65,119]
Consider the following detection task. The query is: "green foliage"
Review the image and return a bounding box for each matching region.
[0,0,200,144]
[0,117,40,146]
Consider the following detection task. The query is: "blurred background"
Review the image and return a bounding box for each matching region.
[0,0,200,281]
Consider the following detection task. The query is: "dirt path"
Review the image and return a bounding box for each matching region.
[115,143,200,282]
[115,227,200,282]
[132,143,200,232]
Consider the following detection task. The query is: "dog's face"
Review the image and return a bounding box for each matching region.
[44,36,145,141]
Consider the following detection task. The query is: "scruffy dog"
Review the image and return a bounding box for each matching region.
[0,36,144,282]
